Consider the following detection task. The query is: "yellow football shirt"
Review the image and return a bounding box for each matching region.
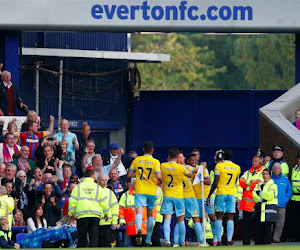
[182,166,196,198]
[193,167,210,199]
[161,161,189,199]
[129,154,161,195]
[214,160,241,196]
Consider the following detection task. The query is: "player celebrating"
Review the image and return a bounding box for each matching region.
[207,150,241,246]
[176,152,206,247]
[127,141,162,246]
[161,148,193,246]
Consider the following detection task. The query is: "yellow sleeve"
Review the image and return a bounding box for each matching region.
[68,185,78,217]
[110,191,119,225]
[129,158,137,171]
[214,164,220,175]
[204,168,209,178]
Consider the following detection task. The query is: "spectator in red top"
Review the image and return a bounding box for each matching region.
[13,116,54,161]
[0,70,28,116]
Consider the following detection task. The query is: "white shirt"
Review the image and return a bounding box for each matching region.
[27,217,47,234]
[0,143,21,163]
[3,81,12,89]
[110,154,127,177]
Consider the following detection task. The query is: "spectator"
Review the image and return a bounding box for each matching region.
[36,173,63,198]
[13,209,25,227]
[265,145,289,176]
[26,168,43,207]
[34,136,62,163]
[60,182,77,217]
[59,140,74,170]
[13,116,54,161]
[264,155,271,165]
[0,133,21,163]
[98,174,119,247]
[238,155,264,245]
[0,218,20,249]
[58,165,72,193]
[0,70,28,116]
[293,109,300,127]
[107,168,127,200]
[253,169,278,245]
[77,124,100,154]
[15,170,29,218]
[26,204,47,234]
[103,143,133,183]
[92,151,123,179]
[0,163,5,181]
[36,183,61,227]
[70,174,80,184]
[271,163,292,243]
[1,164,22,204]
[21,110,45,132]
[36,145,59,175]
[53,119,79,160]
[81,140,97,171]
[128,150,137,159]
[12,146,36,183]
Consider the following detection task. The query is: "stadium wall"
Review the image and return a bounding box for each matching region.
[129,90,286,173]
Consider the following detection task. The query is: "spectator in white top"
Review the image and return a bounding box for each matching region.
[102,143,133,183]
[81,140,96,171]
[27,204,47,234]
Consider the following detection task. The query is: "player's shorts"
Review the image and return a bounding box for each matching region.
[135,194,157,210]
[184,197,199,218]
[214,194,236,213]
[161,196,185,217]
[197,197,215,218]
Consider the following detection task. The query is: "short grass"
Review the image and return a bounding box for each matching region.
[24,246,300,250]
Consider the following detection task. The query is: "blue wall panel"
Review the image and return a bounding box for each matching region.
[129,90,286,172]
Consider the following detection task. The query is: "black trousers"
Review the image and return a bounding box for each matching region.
[243,211,254,245]
[99,225,112,247]
[77,217,100,247]
[254,210,272,245]
[151,222,162,246]
[286,200,300,241]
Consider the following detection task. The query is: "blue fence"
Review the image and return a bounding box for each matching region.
[128,90,285,173]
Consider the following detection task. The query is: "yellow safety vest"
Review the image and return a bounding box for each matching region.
[291,165,300,201]
[155,187,163,223]
[69,177,109,219]
[100,187,119,225]
[252,179,278,222]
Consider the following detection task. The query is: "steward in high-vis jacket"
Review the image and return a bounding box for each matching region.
[119,178,148,246]
[265,145,289,176]
[252,169,278,245]
[151,185,163,246]
[285,151,300,242]
[69,169,109,248]
[0,186,14,238]
[238,156,264,245]
[98,174,119,247]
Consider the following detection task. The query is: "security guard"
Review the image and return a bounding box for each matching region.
[252,169,278,245]
[238,155,264,245]
[285,151,300,241]
[151,184,163,246]
[265,145,289,176]
[98,174,119,247]
[0,186,14,237]
[69,169,109,247]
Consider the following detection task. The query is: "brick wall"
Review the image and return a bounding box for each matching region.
[259,115,299,168]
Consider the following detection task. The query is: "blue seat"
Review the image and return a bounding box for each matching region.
[16,233,27,243]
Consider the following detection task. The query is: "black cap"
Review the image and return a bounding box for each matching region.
[256,148,265,158]
[215,149,225,161]
[272,145,284,152]
[297,151,300,159]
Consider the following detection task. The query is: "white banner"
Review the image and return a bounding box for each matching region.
[193,164,204,186]
[0,116,27,131]
[0,0,300,32]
